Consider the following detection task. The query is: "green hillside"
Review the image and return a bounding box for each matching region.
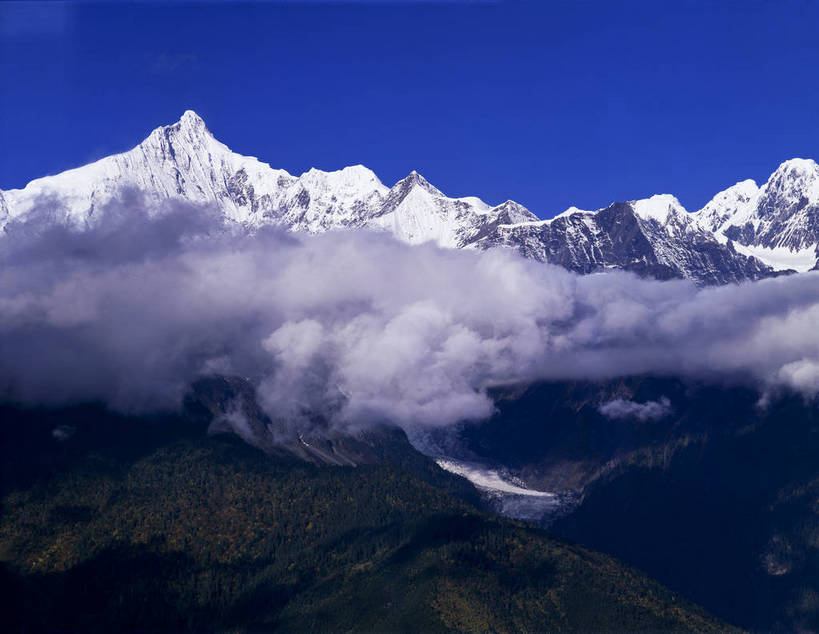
[0,409,732,632]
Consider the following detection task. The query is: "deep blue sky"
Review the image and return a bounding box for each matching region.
[2,1,819,217]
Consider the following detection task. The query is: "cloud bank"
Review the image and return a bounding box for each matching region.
[2,192,819,433]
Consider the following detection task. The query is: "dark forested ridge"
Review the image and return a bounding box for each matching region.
[460,378,819,632]
[0,405,729,633]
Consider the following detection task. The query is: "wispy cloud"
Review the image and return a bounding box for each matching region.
[598,397,673,422]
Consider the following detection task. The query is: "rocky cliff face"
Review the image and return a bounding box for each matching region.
[474,197,773,284]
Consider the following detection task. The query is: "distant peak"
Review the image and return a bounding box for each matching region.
[641,194,680,205]
[722,179,760,200]
[497,199,524,209]
[552,206,595,220]
[631,194,687,223]
[763,158,819,194]
[180,109,204,125]
[735,178,759,189]
[340,164,378,178]
[694,179,759,217]
[144,109,214,149]
[395,170,442,196]
[494,200,539,224]
[708,179,758,196]
[146,109,206,136]
[175,110,210,136]
[773,158,818,174]
[298,165,384,190]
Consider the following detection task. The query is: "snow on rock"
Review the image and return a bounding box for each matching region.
[631,194,687,225]
[695,159,819,268]
[730,243,818,272]
[552,205,595,220]
[695,179,760,234]
[1,109,294,225]
[0,110,803,286]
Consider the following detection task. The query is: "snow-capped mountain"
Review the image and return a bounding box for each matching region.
[694,158,819,271]
[0,110,797,285]
[476,195,773,285]
[0,111,537,250]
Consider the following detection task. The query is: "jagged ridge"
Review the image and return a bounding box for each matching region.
[4,110,815,285]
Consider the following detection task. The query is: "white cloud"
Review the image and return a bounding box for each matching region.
[2,193,819,433]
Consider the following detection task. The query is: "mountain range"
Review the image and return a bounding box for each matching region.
[3,111,819,632]
[3,110,819,285]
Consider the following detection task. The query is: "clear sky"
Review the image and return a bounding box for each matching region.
[2,0,819,218]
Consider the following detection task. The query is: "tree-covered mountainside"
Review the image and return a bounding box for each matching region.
[457,378,819,631]
[0,406,729,633]
[549,386,819,632]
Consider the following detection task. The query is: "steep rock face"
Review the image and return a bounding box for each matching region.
[475,197,773,284]
[0,110,782,285]
[630,196,775,284]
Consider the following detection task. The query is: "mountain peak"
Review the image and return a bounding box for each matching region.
[694,179,760,234]
[179,109,204,123]
[492,200,539,224]
[554,205,595,219]
[631,194,687,224]
[297,164,386,196]
[174,109,210,138]
[771,157,819,176]
[696,179,759,214]
[394,170,443,196]
[406,170,426,184]
[0,109,800,286]
[180,109,205,126]
[148,110,211,144]
[138,109,219,166]
[725,178,759,194]
[761,158,819,206]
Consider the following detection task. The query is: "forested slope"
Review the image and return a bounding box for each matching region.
[0,406,730,632]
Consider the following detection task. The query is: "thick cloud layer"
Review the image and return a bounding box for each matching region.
[2,193,819,432]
